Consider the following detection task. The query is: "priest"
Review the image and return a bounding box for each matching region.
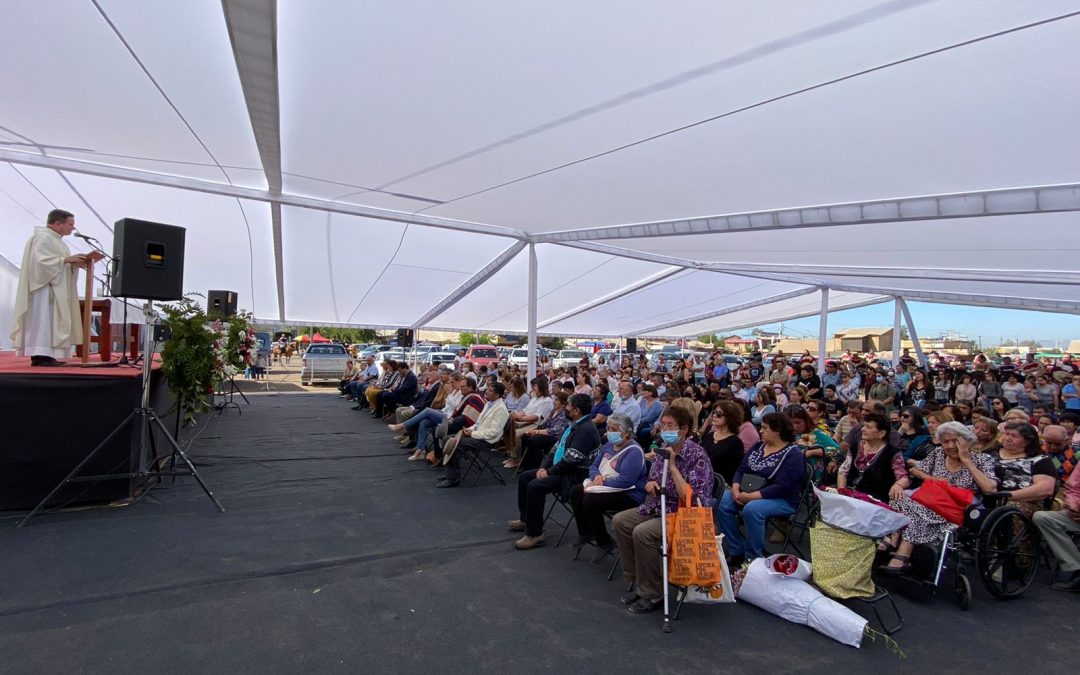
[10,209,102,366]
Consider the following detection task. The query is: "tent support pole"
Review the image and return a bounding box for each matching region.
[817,287,830,375]
[891,299,902,368]
[527,243,538,383]
[898,297,927,367]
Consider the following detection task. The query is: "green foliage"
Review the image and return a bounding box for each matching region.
[458,332,493,347]
[159,296,217,427]
[549,337,565,351]
[697,334,717,345]
[312,327,381,345]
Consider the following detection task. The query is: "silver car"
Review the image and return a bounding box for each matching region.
[301,343,352,385]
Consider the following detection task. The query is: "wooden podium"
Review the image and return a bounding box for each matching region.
[75,257,116,367]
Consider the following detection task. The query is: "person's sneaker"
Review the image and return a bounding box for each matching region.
[1052,572,1080,593]
[570,535,592,550]
[514,534,546,550]
[507,520,526,532]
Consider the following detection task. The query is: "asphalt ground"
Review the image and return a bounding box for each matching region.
[0,387,1075,675]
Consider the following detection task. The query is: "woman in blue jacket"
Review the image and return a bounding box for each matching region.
[568,412,647,562]
[717,412,805,565]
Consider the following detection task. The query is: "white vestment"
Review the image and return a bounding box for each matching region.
[10,227,82,358]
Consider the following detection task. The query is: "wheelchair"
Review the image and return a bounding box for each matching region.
[893,492,1040,610]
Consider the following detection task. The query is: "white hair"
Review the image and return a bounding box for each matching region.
[934,421,977,444]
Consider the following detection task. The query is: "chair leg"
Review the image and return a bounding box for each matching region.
[607,553,621,581]
[671,587,687,621]
[554,509,574,547]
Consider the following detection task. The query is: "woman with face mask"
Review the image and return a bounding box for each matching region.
[569,413,648,561]
[611,406,714,614]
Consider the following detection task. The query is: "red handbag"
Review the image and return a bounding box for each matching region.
[911,479,974,525]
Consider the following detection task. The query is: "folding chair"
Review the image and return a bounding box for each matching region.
[764,462,817,558]
[458,440,508,487]
[542,490,575,548]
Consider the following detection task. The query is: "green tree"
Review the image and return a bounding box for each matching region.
[549,337,565,351]
[459,332,493,346]
[697,334,717,345]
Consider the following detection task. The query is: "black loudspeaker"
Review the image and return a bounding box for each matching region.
[397,328,413,349]
[208,290,238,319]
[626,338,638,354]
[111,218,186,300]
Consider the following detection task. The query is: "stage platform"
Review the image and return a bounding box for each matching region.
[0,351,173,510]
[0,391,1073,674]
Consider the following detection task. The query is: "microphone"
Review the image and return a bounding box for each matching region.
[72,230,99,243]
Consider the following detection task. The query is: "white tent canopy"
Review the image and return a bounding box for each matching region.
[2,0,1078,346]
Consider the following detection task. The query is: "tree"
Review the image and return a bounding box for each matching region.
[458,332,493,347]
[549,337,565,351]
[697,334,717,345]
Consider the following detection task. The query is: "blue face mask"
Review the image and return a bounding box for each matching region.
[875,376,884,383]
[606,431,623,444]
[660,430,680,445]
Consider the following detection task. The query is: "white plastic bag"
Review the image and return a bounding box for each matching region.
[737,558,867,648]
[682,535,735,604]
[814,486,911,538]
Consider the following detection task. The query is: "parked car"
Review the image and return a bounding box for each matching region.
[301,343,352,386]
[422,351,458,369]
[381,350,407,363]
[464,344,500,368]
[553,349,588,370]
[444,344,464,355]
[508,346,549,368]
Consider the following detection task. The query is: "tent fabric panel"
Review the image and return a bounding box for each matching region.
[640,290,889,338]
[423,14,1079,231]
[0,1,264,188]
[540,270,810,337]
[279,206,511,327]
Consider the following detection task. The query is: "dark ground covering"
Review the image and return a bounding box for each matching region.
[1,392,1074,674]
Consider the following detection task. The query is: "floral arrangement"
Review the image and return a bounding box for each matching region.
[160,297,252,426]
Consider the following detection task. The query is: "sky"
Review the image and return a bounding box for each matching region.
[752,301,1079,349]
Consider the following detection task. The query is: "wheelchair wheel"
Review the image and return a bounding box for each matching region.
[954,573,972,611]
[975,507,1039,598]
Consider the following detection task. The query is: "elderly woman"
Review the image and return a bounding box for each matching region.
[879,421,1000,573]
[990,422,1058,517]
[837,413,909,504]
[569,413,647,561]
[717,412,805,565]
[612,406,713,614]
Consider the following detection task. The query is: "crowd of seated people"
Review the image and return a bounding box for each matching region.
[343,346,1080,597]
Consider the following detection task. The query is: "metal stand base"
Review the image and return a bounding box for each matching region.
[215,377,250,415]
[18,407,225,527]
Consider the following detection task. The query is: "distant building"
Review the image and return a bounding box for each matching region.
[833,327,895,353]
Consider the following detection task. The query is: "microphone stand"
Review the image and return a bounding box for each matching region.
[73,233,135,366]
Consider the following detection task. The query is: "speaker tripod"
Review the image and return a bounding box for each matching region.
[18,302,225,527]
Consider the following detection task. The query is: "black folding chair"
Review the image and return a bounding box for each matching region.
[764,462,817,558]
[458,439,507,487]
[542,490,575,547]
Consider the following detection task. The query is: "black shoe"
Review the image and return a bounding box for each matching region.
[620,591,640,606]
[592,541,615,563]
[1052,572,1080,593]
[351,405,363,410]
[435,478,459,489]
[31,356,64,367]
[570,536,592,550]
[726,554,745,569]
[627,598,662,614]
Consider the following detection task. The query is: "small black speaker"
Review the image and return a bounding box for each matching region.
[396,329,413,349]
[207,290,238,319]
[626,338,638,354]
[111,218,186,301]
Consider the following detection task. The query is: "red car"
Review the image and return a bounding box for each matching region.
[464,345,501,369]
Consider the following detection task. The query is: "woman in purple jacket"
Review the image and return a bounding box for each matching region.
[568,412,647,561]
[717,412,805,565]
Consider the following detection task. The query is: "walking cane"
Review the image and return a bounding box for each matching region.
[659,454,672,633]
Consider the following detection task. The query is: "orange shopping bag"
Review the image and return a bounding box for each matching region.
[665,486,721,587]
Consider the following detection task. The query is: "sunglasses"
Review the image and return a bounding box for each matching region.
[900,413,912,419]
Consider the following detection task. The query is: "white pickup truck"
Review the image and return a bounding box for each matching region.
[300,343,352,385]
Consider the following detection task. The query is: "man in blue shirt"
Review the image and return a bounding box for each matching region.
[1064,374,1080,411]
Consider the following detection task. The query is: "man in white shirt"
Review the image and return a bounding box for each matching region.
[438,382,509,488]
